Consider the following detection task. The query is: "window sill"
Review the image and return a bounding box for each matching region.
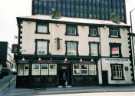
[109,36,121,38]
[35,32,50,34]
[65,34,79,36]
[88,35,100,37]
[110,54,122,58]
[111,78,125,80]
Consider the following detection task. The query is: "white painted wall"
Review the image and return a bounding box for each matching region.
[20,20,133,84]
[21,21,130,57]
[21,21,100,55]
[101,58,133,84]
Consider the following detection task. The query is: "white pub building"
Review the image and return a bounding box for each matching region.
[15,15,134,88]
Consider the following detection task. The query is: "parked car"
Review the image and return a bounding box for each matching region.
[1,68,10,76]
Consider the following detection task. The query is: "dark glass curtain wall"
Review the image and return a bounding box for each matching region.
[32,0,126,22]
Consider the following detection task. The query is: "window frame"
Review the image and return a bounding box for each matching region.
[65,41,79,56]
[89,26,99,37]
[17,64,29,76]
[73,64,97,76]
[110,43,122,57]
[89,42,100,57]
[109,27,121,38]
[32,64,57,76]
[35,39,50,55]
[36,21,50,34]
[65,24,78,36]
[110,64,124,80]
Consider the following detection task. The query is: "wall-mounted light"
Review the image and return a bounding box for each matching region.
[38,57,42,61]
[22,57,25,61]
[80,58,83,62]
[91,59,94,62]
[64,58,68,63]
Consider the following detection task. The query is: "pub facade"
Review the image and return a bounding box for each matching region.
[15,15,134,88]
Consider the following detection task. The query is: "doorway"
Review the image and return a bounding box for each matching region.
[102,71,108,85]
[58,64,72,86]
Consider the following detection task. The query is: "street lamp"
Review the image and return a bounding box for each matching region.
[130,8,135,33]
[130,8,135,82]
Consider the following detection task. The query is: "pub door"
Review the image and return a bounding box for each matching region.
[58,64,72,86]
[102,71,108,85]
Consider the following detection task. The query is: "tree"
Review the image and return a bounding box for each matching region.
[52,9,61,19]
[110,11,120,23]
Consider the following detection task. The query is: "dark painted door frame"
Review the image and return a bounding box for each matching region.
[102,71,108,85]
[57,63,72,86]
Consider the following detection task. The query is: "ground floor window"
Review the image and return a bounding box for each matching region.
[32,64,57,76]
[17,64,29,76]
[110,64,124,80]
[73,64,97,75]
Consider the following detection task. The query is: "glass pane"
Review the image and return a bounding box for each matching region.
[73,69,81,75]
[110,28,120,37]
[18,64,24,76]
[90,43,98,56]
[80,64,88,69]
[41,64,48,69]
[32,64,40,75]
[81,70,88,75]
[67,42,77,55]
[32,64,39,69]
[41,64,48,75]
[37,41,48,55]
[111,46,119,56]
[73,64,79,69]
[49,64,57,75]
[67,25,77,35]
[37,24,48,33]
[111,64,123,79]
[89,27,98,36]
[89,64,97,75]
[24,64,29,76]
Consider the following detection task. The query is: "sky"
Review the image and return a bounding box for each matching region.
[0,0,135,48]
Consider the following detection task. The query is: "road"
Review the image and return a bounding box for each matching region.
[36,92,135,96]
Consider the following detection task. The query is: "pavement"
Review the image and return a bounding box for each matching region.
[3,85,135,96]
[0,74,16,96]
[36,92,135,96]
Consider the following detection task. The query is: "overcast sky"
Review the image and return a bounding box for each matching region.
[0,0,135,47]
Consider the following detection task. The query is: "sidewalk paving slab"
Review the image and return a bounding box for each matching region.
[4,85,135,96]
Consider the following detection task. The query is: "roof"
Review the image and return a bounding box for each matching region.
[18,15,130,27]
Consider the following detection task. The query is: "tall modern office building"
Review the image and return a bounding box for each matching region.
[32,0,126,22]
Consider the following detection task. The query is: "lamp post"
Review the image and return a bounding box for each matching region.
[130,8,135,33]
[130,8,135,82]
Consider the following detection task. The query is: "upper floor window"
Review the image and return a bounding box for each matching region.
[89,26,99,37]
[89,42,99,56]
[111,64,124,80]
[36,40,49,55]
[66,24,78,36]
[110,43,121,57]
[36,22,49,34]
[66,41,78,56]
[109,27,120,38]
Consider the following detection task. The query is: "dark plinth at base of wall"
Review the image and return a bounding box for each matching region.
[16,76,98,88]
